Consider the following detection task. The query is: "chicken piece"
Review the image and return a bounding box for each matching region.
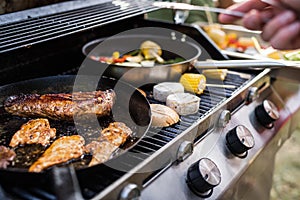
[29,135,85,172]
[85,141,118,167]
[0,146,16,169]
[4,89,116,121]
[9,118,56,148]
[85,122,132,166]
[101,122,132,146]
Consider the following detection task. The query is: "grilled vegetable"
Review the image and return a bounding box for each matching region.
[203,24,227,49]
[202,69,228,81]
[179,73,206,95]
[140,40,164,63]
[284,51,300,61]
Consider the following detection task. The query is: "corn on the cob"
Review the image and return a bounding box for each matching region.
[179,73,206,95]
[202,69,228,81]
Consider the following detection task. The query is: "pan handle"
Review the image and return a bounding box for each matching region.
[193,59,288,70]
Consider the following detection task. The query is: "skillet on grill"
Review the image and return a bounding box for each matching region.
[0,75,151,185]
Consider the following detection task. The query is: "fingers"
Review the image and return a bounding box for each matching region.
[281,0,300,12]
[242,9,274,30]
[269,21,300,49]
[261,11,297,41]
[218,0,269,24]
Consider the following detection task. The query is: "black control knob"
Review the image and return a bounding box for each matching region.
[186,158,221,198]
[226,125,255,158]
[255,100,280,128]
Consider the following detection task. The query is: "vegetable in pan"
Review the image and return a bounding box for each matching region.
[89,40,185,67]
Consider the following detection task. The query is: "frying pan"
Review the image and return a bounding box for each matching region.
[0,75,151,186]
[82,33,286,90]
[82,34,202,87]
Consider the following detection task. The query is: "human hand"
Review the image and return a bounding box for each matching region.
[218,0,300,50]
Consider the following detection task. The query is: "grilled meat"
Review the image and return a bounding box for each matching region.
[9,118,56,148]
[4,89,116,120]
[85,122,132,166]
[29,135,85,172]
[101,122,133,146]
[85,141,118,167]
[0,146,16,169]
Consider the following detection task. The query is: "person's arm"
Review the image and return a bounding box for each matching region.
[218,0,300,50]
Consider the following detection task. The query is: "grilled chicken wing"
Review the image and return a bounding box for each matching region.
[0,146,16,169]
[9,118,56,148]
[29,135,85,172]
[85,122,132,166]
[4,89,116,120]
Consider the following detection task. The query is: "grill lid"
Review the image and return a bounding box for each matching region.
[0,0,158,53]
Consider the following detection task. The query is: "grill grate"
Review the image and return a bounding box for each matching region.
[127,72,253,161]
[71,73,254,200]
[0,0,157,53]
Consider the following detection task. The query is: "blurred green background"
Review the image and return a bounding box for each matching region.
[271,129,300,200]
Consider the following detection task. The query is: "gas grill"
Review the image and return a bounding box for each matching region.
[1,1,300,200]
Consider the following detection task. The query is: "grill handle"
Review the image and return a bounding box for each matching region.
[193,59,289,70]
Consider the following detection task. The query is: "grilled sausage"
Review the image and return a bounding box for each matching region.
[4,90,116,120]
